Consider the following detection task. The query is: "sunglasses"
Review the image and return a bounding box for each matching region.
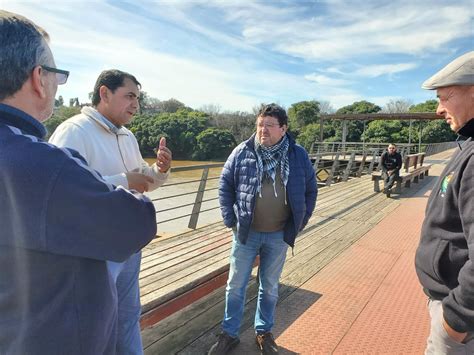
[41,65,69,85]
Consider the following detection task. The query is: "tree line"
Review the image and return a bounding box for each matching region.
[44,95,455,161]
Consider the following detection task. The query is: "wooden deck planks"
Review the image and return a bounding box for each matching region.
[140,173,424,354]
[139,176,376,316]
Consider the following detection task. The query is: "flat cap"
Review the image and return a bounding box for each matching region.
[422,51,474,90]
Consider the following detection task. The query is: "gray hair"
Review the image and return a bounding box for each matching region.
[0,11,51,101]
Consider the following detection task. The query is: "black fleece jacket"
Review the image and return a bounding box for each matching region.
[415,118,474,333]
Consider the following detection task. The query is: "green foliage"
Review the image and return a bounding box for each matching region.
[288,100,320,133]
[363,120,408,143]
[128,109,211,159]
[320,100,382,143]
[45,94,454,161]
[409,99,438,112]
[194,128,237,160]
[44,105,81,139]
[409,100,455,143]
[336,100,381,114]
[422,120,457,143]
[210,111,256,143]
[323,120,367,142]
[296,123,321,151]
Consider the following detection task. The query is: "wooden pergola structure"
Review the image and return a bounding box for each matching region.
[319,112,442,150]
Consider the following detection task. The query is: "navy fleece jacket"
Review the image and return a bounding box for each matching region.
[0,104,156,354]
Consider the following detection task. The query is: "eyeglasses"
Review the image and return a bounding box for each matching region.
[41,65,69,85]
[257,122,281,129]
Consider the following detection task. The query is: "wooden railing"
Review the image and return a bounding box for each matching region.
[150,142,455,234]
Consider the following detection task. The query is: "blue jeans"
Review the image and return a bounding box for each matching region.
[108,252,143,355]
[383,170,399,190]
[222,229,288,338]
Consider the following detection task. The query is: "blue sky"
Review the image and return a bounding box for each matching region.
[3,0,473,112]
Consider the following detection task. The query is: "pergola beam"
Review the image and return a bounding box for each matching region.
[320,112,440,121]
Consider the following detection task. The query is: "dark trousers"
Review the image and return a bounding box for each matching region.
[383,170,399,190]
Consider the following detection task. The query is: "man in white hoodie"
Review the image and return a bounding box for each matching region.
[50,69,172,355]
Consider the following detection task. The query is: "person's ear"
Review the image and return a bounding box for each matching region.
[31,66,48,99]
[99,85,109,103]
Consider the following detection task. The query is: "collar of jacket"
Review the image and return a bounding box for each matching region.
[244,132,296,151]
[0,103,47,138]
[457,118,474,139]
[81,106,129,136]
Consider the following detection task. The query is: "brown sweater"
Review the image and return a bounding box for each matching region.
[251,172,290,232]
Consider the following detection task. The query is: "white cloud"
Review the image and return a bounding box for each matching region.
[304,73,351,86]
[225,1,472,60]
[2,0,471,113]
[354,63,419,78]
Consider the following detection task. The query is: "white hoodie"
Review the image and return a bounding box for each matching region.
[49,106,169,190]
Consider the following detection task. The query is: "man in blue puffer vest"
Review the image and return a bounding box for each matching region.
[208,103,317,355]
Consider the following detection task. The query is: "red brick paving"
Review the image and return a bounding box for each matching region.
[235,162,449,354]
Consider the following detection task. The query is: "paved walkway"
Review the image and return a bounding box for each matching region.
[232,156,451,354]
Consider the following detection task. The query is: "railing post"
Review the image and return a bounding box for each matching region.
[368,151,377,173]
[313,154,321,171]
[357,152,368,177]
[376,152,383,171]
[313,155,322,184]
[342,152,356,181]
[326,152,340,186]
[188,167,209,229]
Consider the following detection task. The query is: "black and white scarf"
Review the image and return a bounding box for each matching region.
[254,134,290,202]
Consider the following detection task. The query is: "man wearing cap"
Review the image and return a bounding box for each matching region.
[415,51,474,353]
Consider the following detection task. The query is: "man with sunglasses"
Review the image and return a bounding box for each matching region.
[0,11,157,354]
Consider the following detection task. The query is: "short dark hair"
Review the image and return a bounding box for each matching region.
[257,103,288,126]
[0,11,50,101]
[91,69,141,106]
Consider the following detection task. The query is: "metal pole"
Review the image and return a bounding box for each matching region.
[319,116,324,142]
[418,121,423,153]
[362,121,366,153]
[408,119,412,146]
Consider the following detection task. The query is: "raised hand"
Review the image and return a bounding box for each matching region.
[156,137,172,173]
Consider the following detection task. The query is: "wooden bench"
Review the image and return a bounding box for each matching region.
[372,153,432,197]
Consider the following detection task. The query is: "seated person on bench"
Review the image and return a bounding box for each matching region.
[381,144,402,193]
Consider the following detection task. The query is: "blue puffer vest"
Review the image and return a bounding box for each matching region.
[219,133,317,247]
